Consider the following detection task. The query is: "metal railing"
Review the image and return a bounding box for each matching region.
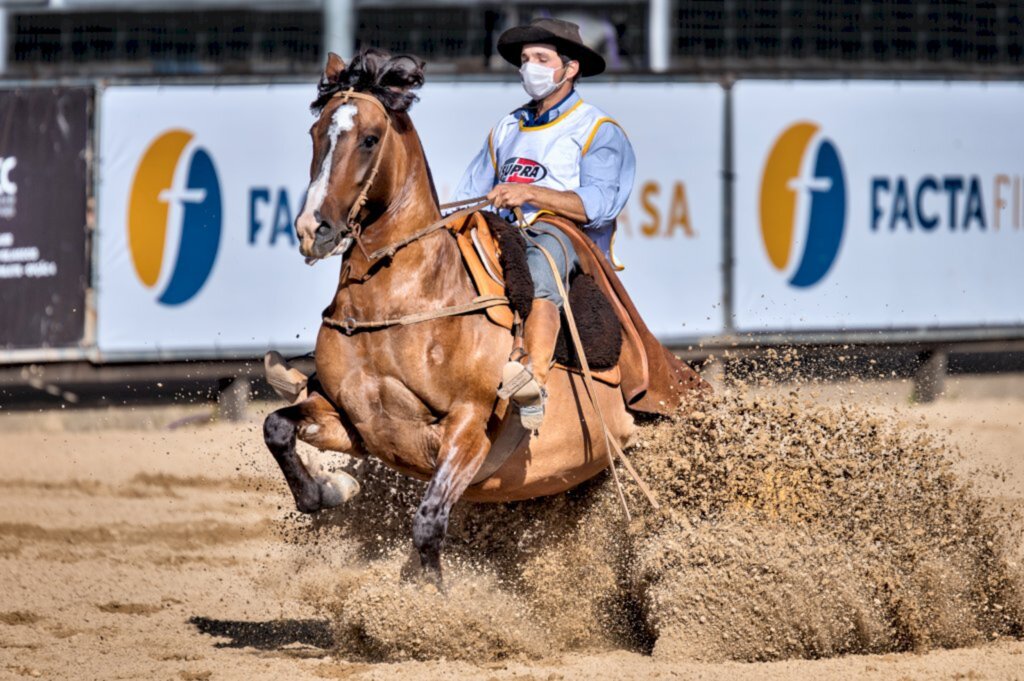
[5,1,1021,78]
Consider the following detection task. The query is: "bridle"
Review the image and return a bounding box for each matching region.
[329,89,394,250]
[315,87,491,280]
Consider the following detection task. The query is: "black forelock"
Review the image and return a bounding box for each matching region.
[311,48,425,116]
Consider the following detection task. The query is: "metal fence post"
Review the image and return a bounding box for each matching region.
[912,348,948,403]
[721,80,735,334]
[0,8,9,76]
[324,0,355,61]
[647,0,670,72]
[217,377,251,421]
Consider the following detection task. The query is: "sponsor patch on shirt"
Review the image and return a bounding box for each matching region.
[500,157,548,184]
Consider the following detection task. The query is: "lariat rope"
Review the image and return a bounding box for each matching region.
[514,208,660,520]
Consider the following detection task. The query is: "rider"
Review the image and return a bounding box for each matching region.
[453,17,635,428]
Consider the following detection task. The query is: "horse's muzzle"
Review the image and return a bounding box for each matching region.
[301,223,353,264]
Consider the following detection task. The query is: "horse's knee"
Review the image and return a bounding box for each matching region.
[263,409,297,454]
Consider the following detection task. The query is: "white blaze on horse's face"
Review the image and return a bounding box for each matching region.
[306,103,357,217]
[296,102,358,256]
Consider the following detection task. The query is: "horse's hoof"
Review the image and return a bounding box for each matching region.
[414,564,444,593]
[420,578,445,595]
[315,471,360,508]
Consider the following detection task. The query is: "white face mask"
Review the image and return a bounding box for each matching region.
[520,61,568,100]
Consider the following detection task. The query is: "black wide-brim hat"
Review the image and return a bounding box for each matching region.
[497,18,606,77]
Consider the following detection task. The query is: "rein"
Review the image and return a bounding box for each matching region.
[320,192,497,334]
[319,93,502,332]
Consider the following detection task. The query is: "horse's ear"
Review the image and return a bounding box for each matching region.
[324,52,346,82]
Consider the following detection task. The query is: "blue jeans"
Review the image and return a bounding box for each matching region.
[525,224,579,308]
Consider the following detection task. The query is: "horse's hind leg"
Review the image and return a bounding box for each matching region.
[263,392,361,513]
[411,412,491,583]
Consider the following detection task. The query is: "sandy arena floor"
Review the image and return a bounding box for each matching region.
[1,374,1023,680]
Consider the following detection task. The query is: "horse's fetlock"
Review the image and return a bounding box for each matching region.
[412,507,447,552]
[295,487,322,514]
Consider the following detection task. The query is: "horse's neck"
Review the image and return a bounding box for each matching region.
[329,144,470,317]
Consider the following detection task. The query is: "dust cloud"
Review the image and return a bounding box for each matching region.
[282,378,1024,664]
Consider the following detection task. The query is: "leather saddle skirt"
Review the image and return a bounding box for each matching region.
[446,211,709,416]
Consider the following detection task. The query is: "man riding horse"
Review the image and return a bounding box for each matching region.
[260,29,708,582]
[267,18,661,427]
[452,18,632,429]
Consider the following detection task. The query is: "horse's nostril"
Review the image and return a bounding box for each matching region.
[316,223,332,237]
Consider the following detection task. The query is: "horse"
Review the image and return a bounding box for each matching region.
[263,49,701,582]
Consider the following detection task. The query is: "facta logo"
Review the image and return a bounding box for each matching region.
[128,130,221,305]
[759,121,846,288]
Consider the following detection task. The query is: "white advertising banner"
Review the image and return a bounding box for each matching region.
[416,82,724,341]
[733,80,1024,332]
[97,84,334,357]
[97,81,723,357]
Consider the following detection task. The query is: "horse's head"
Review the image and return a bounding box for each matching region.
[296,49,425,261]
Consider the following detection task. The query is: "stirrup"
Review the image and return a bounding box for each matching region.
[264,351,309,404]
[497,360,537,401]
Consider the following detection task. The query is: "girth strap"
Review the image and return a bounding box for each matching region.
[322,294,509,335]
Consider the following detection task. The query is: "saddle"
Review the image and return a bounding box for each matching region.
[446,211,708,417]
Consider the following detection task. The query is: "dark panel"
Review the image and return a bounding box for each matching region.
[0,88,90,350]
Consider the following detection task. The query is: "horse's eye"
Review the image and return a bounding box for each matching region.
[363,135,379,148]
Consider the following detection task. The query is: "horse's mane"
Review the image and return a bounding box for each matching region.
[311,49,425,115]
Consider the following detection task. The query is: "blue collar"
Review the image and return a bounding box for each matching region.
[519,90,579,128]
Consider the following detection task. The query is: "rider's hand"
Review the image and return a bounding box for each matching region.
[487,183,534,210]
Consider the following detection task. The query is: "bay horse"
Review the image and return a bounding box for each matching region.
[264,50,651,581]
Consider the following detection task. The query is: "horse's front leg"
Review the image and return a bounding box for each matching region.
[412,410,491,583]
[263,392,363,513]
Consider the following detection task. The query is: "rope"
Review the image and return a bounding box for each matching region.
[515,208,661,520]
[361,198,490,264]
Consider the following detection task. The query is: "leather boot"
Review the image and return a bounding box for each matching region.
[264,351,309,404]
[498,299,561,430]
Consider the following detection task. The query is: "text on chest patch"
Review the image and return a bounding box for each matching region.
[500,157,549,184]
